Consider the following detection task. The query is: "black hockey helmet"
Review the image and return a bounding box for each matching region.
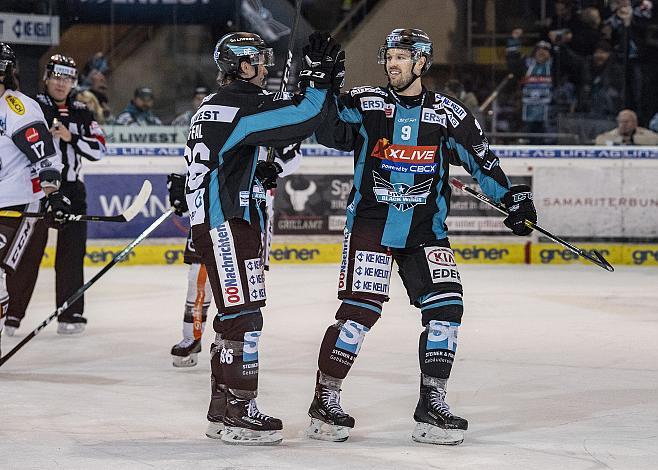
[213,32,274,80]
[43,54,79,86]
[0,42,17,89]
[377,28,433,76]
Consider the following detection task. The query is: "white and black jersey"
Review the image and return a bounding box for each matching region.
[35,94,105,182]
[0,89,61,208]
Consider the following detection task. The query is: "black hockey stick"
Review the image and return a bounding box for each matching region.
[0,180,152,223]
[263,0,303,269]
[0,208,174,367]
[449,178,614,272]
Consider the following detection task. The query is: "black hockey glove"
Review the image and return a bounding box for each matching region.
[44,190,72,226]
[167,173,188,216]
[332,50,346,95]
[298,32,341,89]
[255,160,283,190]
[501,185,536,236]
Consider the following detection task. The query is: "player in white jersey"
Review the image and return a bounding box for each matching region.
[0,43,69,354]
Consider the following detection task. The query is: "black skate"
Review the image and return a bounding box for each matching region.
[170,338,201,367]
[205,385,227,439]
[57,313,87,335]
[412,382,468,445]
[307,379,355,442]
[222,393,283,445]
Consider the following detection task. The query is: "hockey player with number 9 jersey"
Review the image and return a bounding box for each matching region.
[305,29,538,445]
[0,43,65,354]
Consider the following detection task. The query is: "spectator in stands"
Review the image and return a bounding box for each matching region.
[578,41,623,119]
[116,87,163,126]
[171,86,209,127]
[506,29,579,141]
[570,7,603,57]
[595,109,658,145]
[604,0,653,112]
[86,69,113,123]
[544,0,581,36]
[75,89,105,125]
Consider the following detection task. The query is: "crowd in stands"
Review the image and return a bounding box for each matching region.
[502,0,658,143]
[63,0,658,146]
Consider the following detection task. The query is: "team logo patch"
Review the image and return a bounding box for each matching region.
[25,127,40,143]
[352,249,391,295]
[6,95,25,115]
[372,171,433,211]
[426,320,459,352]
[211,224,245,308]
[245,257,266,302]
[371,138,438,174]
[424,246,462,285]
[335,320,369,354]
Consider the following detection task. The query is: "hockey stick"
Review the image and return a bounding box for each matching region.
[0,208,174,367]
[449,178,615,272]
[262,0,303,270]
[0,180,152,223]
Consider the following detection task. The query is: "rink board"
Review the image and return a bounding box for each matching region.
[39,241,658,267]
[56,143,658,267]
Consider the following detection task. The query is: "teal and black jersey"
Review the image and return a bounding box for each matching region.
[184,80,328,234]
[316,85,511,248]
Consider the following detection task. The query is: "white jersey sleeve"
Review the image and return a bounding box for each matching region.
[0,90,62,207]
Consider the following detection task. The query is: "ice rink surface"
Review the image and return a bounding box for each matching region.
[1,263,657,470]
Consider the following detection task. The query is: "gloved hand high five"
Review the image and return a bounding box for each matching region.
[299,32,341,89]
[332,50,346,94]
[167,173,188,216]
[501,185,537,236]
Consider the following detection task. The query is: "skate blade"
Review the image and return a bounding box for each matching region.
[205,420,225,439]
[306,418,350,442]
[221,426,282,446]
[172,353,198,368]
[4,326,17,337]
[57,323,85,335]
[412,422,464,445]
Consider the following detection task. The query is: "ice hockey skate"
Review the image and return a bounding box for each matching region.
[170,338,201,367]
[412,378,468,445]
[4,316,19,336]
[306,375,355,442]
[205,384,227,439]
[221,393,283,446]
[57,314,87,335]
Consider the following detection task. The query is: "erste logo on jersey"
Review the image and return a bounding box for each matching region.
[6,95,25,115]
[371,138,438,174]
[25,127,40,143]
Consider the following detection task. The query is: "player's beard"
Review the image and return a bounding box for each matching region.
[386,65,415,91]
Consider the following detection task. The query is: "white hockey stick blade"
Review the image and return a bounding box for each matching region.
[121,180,152,222]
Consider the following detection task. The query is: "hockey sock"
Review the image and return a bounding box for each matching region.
[183,263,211,340]
[208,333,228,421]
[318,319,370,380]
[418,292,463,379]
[215,310,263,399]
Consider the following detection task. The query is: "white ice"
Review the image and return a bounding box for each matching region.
[1,264,658,470]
